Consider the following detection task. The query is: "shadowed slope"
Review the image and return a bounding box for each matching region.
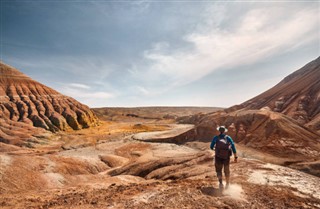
[239,56,320,131]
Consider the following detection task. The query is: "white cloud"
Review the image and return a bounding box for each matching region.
[150,42,170,52]
[7,55,116,82]
[61,86,114,99]
[69,83,91,89]
[135,86,150,96]
[59,57,116,80]
[139,5,319,91]
[57,84,114,107]
[88,92,114,99]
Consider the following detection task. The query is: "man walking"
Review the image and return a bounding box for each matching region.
[210,126,238,190]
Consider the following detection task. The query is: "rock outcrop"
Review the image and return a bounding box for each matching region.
[190,109,320,159]
[0,62,99,145]
[238,56,320,132]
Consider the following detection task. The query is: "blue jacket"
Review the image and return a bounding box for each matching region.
[210,134,237,154]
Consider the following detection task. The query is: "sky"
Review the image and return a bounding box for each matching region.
[1,1,319,108]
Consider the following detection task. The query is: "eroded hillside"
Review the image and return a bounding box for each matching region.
[240,56,320,132]
[0,62,98,145]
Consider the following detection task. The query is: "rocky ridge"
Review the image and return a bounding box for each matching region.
[0,62,98,145]
[190,109,320,160]
[240,56,320,132]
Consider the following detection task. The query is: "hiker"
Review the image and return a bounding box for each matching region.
[210,125,237,190]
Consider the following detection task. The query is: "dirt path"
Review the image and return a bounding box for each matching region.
[132,124,194,142]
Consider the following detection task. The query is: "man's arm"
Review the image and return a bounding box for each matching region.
[227,136,237,154]
[227,136,238,161]
[210,136,217,150]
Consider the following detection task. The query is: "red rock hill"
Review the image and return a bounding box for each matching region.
[0,62,98,143]
[241,56,320,132]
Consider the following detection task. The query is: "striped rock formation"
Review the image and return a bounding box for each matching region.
[0,62,99,145]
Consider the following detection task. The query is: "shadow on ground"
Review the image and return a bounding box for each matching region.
[200,186,222,197]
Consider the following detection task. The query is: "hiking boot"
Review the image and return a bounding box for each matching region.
[219,183,224,191]
[225,177,230,190]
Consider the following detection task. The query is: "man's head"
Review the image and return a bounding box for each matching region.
[217,126,228,133]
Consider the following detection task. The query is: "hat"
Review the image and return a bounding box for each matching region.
[217,125,228,133]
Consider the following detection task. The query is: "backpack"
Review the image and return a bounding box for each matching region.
[215,135,232,159]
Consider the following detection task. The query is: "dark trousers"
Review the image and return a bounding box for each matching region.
[215,156,230,179]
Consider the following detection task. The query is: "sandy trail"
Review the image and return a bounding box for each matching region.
[132,124,194,142]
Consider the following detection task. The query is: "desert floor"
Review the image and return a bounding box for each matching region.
[1,111,319,209]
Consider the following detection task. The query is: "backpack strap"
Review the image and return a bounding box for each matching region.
[225,135,231,145]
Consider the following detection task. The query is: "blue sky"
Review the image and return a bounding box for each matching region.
[1,1,319,107]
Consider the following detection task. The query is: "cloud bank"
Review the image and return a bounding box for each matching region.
[3,2,319,107]
[137,5,319,92]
